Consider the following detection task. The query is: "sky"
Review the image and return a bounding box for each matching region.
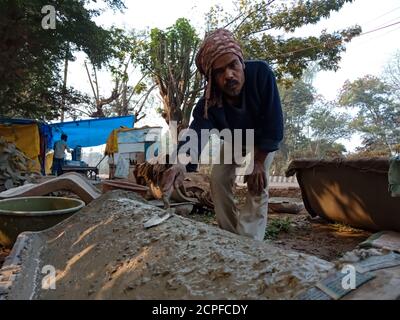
[67,0,400,152]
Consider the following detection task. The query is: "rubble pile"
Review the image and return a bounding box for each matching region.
[0,138,40,192]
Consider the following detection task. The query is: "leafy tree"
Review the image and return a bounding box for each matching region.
[269,79,314,174]
[279,79,315,161]
[136,18,202,129]
[308,97,352,145]
[271,79,351,174]
[383,50,400,101]
[0,0,125,120]
[306,140,347,158]
[339,75,400,153]
[206,0,361,82]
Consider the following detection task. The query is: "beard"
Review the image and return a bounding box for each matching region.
[223,79,242,97]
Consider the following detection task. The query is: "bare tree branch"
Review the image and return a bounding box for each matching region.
[84,61,98,100]
[127,73,147,104]
[232,0,276,32]
[93,64,99,100]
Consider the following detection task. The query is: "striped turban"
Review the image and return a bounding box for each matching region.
[195,29,244,118]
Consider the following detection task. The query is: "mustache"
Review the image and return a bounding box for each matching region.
[225,79,239,88]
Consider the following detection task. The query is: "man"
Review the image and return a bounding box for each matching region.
[172,29,284,241]
[52,133,71,176]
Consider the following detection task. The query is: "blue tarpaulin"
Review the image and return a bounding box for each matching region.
[50,116,134,148]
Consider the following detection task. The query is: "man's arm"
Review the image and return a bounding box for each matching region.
[158,100,215,204]
[177,98,215,172]
[254,62,284,154]
[65,143,72,153]
[254,148,268,164]
[246,63,283,196]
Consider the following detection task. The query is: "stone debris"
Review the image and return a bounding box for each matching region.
[268,197,305,214]
[0,138,40,192]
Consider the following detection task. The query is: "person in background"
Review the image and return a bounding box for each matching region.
[52,133,71,176]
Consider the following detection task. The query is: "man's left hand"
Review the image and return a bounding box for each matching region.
[245,161,267,196]
[244,149,269,196]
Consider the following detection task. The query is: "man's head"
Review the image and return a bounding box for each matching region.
[212,52,245,100]
[195,29,245,117]
[61,134,68,141]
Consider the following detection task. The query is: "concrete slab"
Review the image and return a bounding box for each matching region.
[0,173,101,204]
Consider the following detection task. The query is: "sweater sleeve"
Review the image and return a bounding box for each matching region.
[254,63,284,153]
[178,98,215,172]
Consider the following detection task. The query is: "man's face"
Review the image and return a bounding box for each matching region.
[212,53,245,99]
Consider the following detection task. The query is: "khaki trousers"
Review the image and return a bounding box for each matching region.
[210,147,275,241]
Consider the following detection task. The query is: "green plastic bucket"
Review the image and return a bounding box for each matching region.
[0,196,85,248]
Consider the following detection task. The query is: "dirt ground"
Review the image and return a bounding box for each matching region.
[266,213,371,261]
[186,186,372,262]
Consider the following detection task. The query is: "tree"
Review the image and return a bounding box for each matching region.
[82,28,153,120]
[137,18,203,130]
[339,75,400,153]
[268,79,314,174]
[308,100,350,142]
[271,78,351,174]
[310,140,347,158]
[107,29,154,121]
[84,60,120,118]
[279,79,315,161]
[206,0,361,82]
[110,68,154,121]
[0,0,125,120]
[383,50,400,101]
[307,98,351,154]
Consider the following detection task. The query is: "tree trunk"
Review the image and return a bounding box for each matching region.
[60,43,69,122]
[122,82,128,116]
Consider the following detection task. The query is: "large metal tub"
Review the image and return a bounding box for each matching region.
[286,158,400,232]
[0,196,85,248]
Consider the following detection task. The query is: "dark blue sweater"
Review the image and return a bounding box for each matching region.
[180,60,284,171]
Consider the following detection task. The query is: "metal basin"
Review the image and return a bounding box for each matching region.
[286,158,400,232]
[0,196,85,248]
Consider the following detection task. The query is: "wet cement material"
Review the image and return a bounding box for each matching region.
[1,190,335,300]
